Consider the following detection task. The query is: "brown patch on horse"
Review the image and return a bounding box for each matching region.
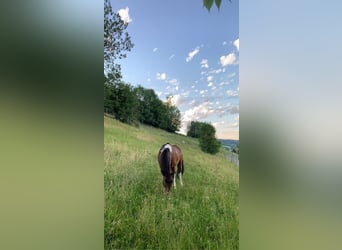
[158,143,184,193]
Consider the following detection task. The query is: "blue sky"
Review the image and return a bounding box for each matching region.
[111,0,239,139]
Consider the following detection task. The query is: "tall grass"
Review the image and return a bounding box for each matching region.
[104,117,239,249]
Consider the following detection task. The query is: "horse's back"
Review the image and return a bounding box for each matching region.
[171,145,183,165]
[171,145,184,175]
[171,145,182,156]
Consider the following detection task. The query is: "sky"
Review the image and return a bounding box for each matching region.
[111,0,239,139]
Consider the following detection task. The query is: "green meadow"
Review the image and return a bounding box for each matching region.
[104,116,239,249]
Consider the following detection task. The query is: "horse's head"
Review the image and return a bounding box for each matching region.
[162,171,174,192]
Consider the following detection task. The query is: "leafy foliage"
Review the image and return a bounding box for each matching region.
[198,122,221,154]
[188,121,221,154]
[187,121,205,138]
[215,0,223,9]
[203,0,214,11]
[203,0,231,11]
[136,86,164,128]
[165,96,182,133]
[104,77,181,133]
[104,77,138,125]
[104,0,134,83]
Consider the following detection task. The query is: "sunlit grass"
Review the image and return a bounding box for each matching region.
[104,116,239,249]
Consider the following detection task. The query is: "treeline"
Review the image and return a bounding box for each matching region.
[187,121,221,154]
[104,0,181,133]
[104,76,181,133]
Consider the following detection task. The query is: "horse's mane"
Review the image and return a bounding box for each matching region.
[160,143,172,180]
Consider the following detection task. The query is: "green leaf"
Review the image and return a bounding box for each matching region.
[215,0,222,9]
[203,0,214,11]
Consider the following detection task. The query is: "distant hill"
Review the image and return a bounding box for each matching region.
[219,139,239,150]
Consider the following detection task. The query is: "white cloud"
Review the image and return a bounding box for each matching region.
[226,90,239,97]
[231,115,239,127]
[228,72,236,78]
[207,76,213,82]
[169,94,182,106]
[214,117,239,139]
[200,59,209,68]
[181,91,190,98]
[212,121,225,130]
[231,122,239,128]
[182,101,212,123]
[180,102,240,135]
[189,99,196,106]
[169,54,175,60]
[186,47,200,62]
[179,101,216,134]
[212,68,223,74]
[220,53,236,66]
[208,82,213,87]
[226,104,239,114]
[153,48,158,52]
[118,7,132,24]
[156,72,167,80]
[233,38,239,51]
[222,41,227,46]
[167,78,178,85]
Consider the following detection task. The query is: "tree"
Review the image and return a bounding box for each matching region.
[199,123,221,154]
[104,74,138,125]
[104,76,117,116]
[135,86,165,129]
[165,104,181,133]
[136,86,161,126]
[187,121,204,138]
[104,0,134,83]
[105,79,181,133]
[165,96,181,133]
[203,0,232,12]
[114,83,138,124]
[187,121,221,154]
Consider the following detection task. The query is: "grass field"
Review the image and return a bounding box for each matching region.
[104,116,239,249]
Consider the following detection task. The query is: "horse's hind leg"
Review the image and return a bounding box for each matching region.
[178,161,183,186]
[173,172,177,189]
[179,172,183,186]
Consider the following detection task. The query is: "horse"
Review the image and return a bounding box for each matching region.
[157,143,184,193]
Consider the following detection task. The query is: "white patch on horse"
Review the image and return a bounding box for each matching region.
[179,173,183,186]
[160,143,172,154]
[173,172,177,189]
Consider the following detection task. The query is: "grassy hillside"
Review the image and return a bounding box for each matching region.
[104,116,239,249]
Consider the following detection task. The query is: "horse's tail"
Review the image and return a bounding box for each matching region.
[161,145,172,181]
